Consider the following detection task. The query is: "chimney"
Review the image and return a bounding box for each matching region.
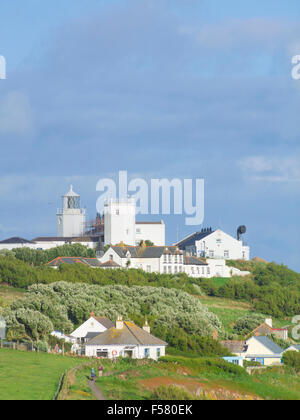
[90,311,95,318]
[143,320,150,334]
[116,315,124,330]
[265,318,273,328]
[212,330,218,341]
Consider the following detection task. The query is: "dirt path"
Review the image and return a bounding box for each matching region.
[88,380,106,400]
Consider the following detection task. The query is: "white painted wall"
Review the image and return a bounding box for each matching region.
[85,344,166,360]
[135,222,165,246]
[57,209,86,237]
[71,317,108,339]
[195,229,250,260]
[104,199,136,246]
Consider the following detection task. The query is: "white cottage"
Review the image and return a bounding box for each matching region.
[85,317,167,361]
[70,313,114,344]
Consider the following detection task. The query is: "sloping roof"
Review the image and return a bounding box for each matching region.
[111,246,183,259]
[221,341,247,353]
[184,256,208,266]
[136,221,164,225]
[252,323,288,334]
[33,236,97,242]
[287,345,300,351]
[94,317,114,329]
[0,237,35,244]
[175,230,214,249]
[249,336,284,354]
[85,321,167,346]
[47,257,102,267]
[99,260,121,268]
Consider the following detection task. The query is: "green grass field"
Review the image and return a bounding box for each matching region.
[71,356,300,400]
[0,349,86,400]
[198,295,288,333]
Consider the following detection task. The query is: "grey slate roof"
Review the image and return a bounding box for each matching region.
[94,317,114,329]
[33,236,98,242]
[184,256,208,266]
[85,321,167,347]
[249,336,284,354]
[0,237,35,244]
[175,230,214,249]
[111,246,183,259]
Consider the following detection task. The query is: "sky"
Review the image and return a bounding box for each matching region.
[0,0,300,271]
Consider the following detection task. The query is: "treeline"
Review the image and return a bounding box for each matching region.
[0,244,96,266]
[0,253,204,294]
[199,262,300,317]
[2,282,228,356]
[1,248,300,318]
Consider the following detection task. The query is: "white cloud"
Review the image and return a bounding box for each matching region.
[239,155,300,182]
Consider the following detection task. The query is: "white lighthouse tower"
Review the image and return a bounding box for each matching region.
[57,185,86,237]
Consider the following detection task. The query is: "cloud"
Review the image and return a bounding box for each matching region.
[239,155,300,183]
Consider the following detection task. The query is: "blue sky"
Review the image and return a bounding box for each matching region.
[0,0,300,270]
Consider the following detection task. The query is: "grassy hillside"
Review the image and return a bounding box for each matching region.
[68,356,300,400]
[0,349,87,400]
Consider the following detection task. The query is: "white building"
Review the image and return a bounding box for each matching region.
[56,185,86,238]
[176,228,250,261]
[85,316,167,360]
[104,198,165,246]
[0,237,36,251]
[244,336,284,366]
[98,245,250,278]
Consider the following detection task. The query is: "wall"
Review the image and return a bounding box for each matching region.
[85,344,166,360]
[71,317,107,339]
[104,200,136,246]
[135,222,165,246]
[195,230,250,260]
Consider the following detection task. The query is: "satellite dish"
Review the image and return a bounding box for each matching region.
[237,225,247,241]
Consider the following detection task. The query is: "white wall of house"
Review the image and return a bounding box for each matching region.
[71,317,108,340]
[85,344,166,360]
[104,199,136,246]
[245,337,277,356]
[135,222,165,246]
[195,229,250,261]
[0,243,36,251]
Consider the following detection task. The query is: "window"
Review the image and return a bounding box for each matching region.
[168,254,172,263]
[168,266,172,274]
[136,228,141,234]
[163,266,167,274]
[109,254,113,261]
[174,266,178,274]
[224,250,229,259]
[157,348,161,358]
[147,265,151,273]
[191,267,194,274]
[144,348,150,358]
[207,267,210,275]
[163,254,167,263]
[116,209,119,215]
[209,250,214,258]
[175,255,178,263]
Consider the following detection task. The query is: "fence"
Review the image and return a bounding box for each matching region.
[0,340,34,352]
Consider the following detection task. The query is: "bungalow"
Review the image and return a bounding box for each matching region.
[244,336,284,366]
[85,316,167,361]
